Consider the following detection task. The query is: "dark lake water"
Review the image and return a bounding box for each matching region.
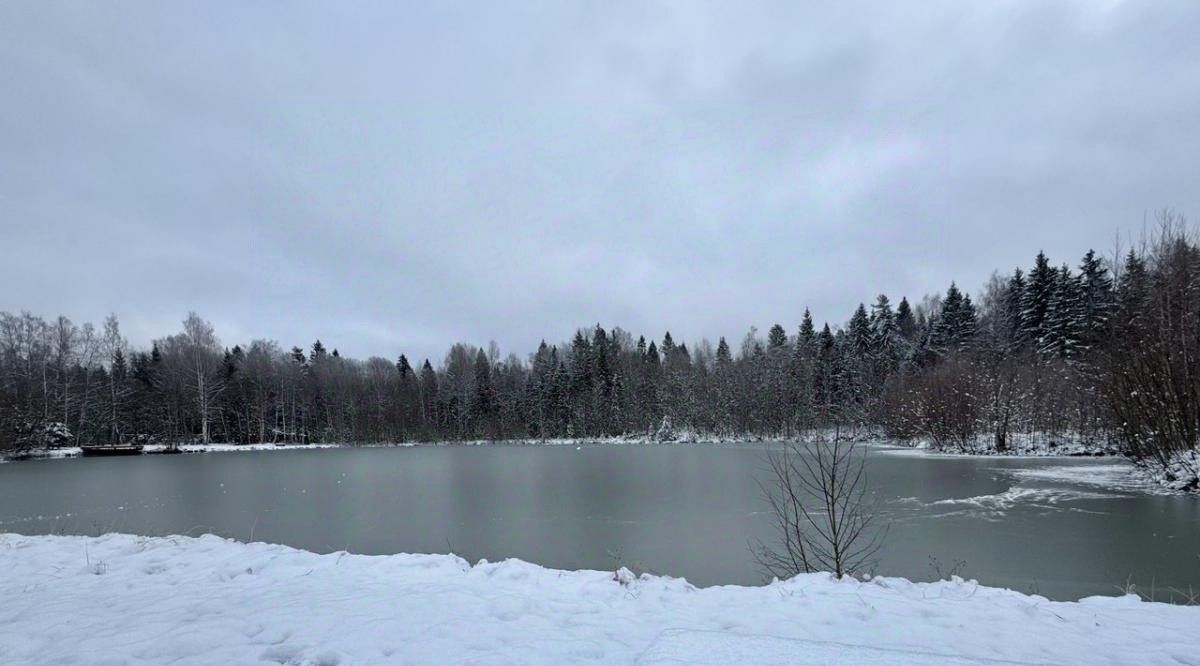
[1,443,1197,601]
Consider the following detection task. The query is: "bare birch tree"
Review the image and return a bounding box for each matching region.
[182,313,223,444]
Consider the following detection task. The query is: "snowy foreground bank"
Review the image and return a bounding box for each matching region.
[1,534,1197,665]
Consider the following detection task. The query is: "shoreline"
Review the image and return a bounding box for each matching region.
[4,435,1193,494]
[0,434,778,463]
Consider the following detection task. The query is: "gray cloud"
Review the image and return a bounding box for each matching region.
[2,1,1197,362]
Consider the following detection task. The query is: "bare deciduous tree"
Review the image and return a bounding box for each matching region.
[755,430,885,580]
[155,313,225,445]
[1105,213,1200,479]
[102,314,129,442]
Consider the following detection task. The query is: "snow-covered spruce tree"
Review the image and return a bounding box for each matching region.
[526,341,553,438]
[1020,251,1056,350]
[930,283,977,355]
[395,354,421,440]
[1077,249,1115,353]
[870,294,901,377]
[847,304,872,357]
[1038,264,1085,359]
[1003,268,1027,352]
[713,337,736,433]
[639,340,662,433]
[895,296,917,342]
[590,326,618,436]
[790,321,816,432]
[471,348,495,439]
[764,324,791,436]
[418,359,438,438]
[550,355,572,437]
[568,330,593,436]
[810,324,837,427]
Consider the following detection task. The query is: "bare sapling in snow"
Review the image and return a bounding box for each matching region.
[755,430,885,580]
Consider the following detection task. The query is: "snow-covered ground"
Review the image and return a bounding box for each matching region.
[143,442,343,454]
[0,435,763,464]
[877,442,1200,494]
[1009,461,1188,495]
[0,533,1196,665]
[1134,449,1200,493]
[892,431,1117,458]
[0,442,342,463]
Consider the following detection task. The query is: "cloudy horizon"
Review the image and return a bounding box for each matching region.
[2,1,1198,363]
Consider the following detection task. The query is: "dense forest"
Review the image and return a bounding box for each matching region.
[1,218,1197,480]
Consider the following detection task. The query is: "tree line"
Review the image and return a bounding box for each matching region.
[1,215,1196,478]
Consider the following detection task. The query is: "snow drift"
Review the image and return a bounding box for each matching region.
[0,533,1196,665]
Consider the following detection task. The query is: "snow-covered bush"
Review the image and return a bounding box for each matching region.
[12,421,74,451]
[653,416,677,442]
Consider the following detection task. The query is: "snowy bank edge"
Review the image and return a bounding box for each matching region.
[0,433,777,463]
[0,530,1176,605]
[4,533,1199,664]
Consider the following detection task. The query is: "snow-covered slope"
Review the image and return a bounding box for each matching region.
[0,534,1196,665]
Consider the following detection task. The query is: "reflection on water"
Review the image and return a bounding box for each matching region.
[0,443,1196,600]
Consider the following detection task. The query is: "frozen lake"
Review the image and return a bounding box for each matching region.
[1,443,1196,600]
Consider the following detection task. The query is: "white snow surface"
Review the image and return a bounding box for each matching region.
[144,442,342,454]
[1009,463,1177,494]
[1,534,1197,665]
[1135,449,1200,492]
[887,432,1116,457]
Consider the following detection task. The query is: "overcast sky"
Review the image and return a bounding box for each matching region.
[2,2,1197,363]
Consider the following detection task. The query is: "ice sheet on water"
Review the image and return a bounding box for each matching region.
[906,485,1126,520]
[1008,464,1174,495]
